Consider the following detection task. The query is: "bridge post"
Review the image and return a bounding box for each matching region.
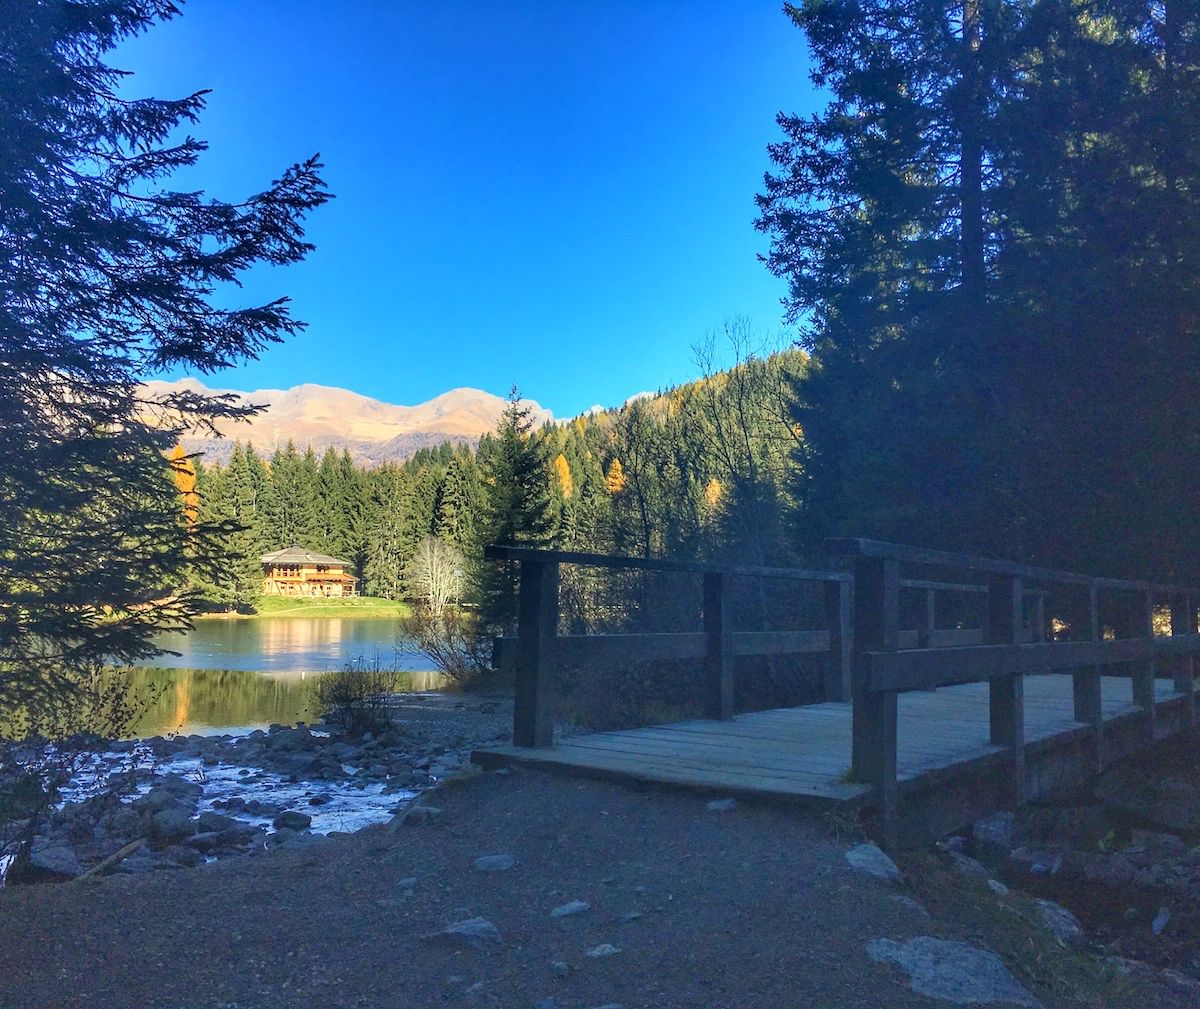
[1134,590,1157,740]
[850,556,899,846]
[1073,584,1104,770]
[823,577,853,702]
[513,559,559,748]
[1170,594,1196,730]
[987,574,1025,805]
[703,572,734,719]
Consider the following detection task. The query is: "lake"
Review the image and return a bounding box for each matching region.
[121,616,448,738]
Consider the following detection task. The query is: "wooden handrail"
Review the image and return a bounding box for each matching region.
[488,545,854,746]
[484,544,852,583]
[828,538,1198,596]
[865,634,1200,693]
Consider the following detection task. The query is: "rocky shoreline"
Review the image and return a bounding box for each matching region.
[952,739,1200,983]
[5,694,512,883]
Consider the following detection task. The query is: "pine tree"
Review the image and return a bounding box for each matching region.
[435,453,483,553]
[756,1,1200,577]
[472,389,554,633]
[313,446,351,557]
[269,441,317,548]
[0,0,328,709]
[363,465,410,599]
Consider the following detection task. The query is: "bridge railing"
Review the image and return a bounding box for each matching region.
[828,538,1200,845]
[483,545,852,747]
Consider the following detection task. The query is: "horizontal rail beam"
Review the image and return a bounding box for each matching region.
[829,538,1196,596]
[493,629,831,672]
[732,630,830,657]
[866,634,1200,692]
[484,544,851,583]
[900,579,988,594]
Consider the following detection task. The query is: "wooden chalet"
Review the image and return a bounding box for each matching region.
[260,546,357,598]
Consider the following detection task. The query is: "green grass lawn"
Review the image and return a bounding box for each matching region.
[199,595,412,619]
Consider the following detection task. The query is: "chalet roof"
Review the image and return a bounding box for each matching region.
[260,546,352,567]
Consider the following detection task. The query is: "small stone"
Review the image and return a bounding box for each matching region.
[987,879,1009,896]
[1036,899,1084,945]
[474,852,515,872]
[892,894,929,917]
[845,843,903,884]
[868,936,1041,1007]
[585,944,621,958]
[272,810,312,831]
[534,999,561,1009]
[706,798,737,812]
[947,851,990,878]
[308,793,333,806]
[549,961,569,977]
[1152,906,1171,934]
[551,900,590,918]
[420,917,501,950]
[397,876,417,889]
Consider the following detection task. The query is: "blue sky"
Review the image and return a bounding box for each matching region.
[119,2,819,417]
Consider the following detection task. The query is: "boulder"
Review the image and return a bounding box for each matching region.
[162,845,205,868]
[195,811,237,833]
[156,773,203,801]
[266,727,318,753]
[867,936,1041,1008]
[845,844,903,884]
[272,810,312,831]
[183,831,223,854]
[28,838,83,879]
[214,823,264,848]
[134,788,186,816]
[1036,899,1084,945]
[149,807,195,842]
[103,806,142,840]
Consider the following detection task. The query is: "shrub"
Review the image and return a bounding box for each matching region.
[405,605,492,690]
[309,655,404,737]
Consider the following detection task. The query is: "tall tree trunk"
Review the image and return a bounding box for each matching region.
[960,0,985,309]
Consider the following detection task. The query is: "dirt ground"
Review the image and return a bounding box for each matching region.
[0,767,1192,1009]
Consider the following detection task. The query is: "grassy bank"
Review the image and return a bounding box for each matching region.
[198,596,412,620]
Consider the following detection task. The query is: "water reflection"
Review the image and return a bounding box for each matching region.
[119,616,447,736]
[117,665,448,738]
[150,617,425,676]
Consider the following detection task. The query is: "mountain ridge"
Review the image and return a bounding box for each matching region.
[145,378,555,465]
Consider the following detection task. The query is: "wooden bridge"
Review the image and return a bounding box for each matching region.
[471,540,1200,845]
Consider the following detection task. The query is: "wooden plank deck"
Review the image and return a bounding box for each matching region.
[473,674,1185,809]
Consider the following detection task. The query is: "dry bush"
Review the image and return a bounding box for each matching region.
[309,655,404,737]
[405,605,492,690]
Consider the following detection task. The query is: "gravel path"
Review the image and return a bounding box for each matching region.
[0,767,1192,1009]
